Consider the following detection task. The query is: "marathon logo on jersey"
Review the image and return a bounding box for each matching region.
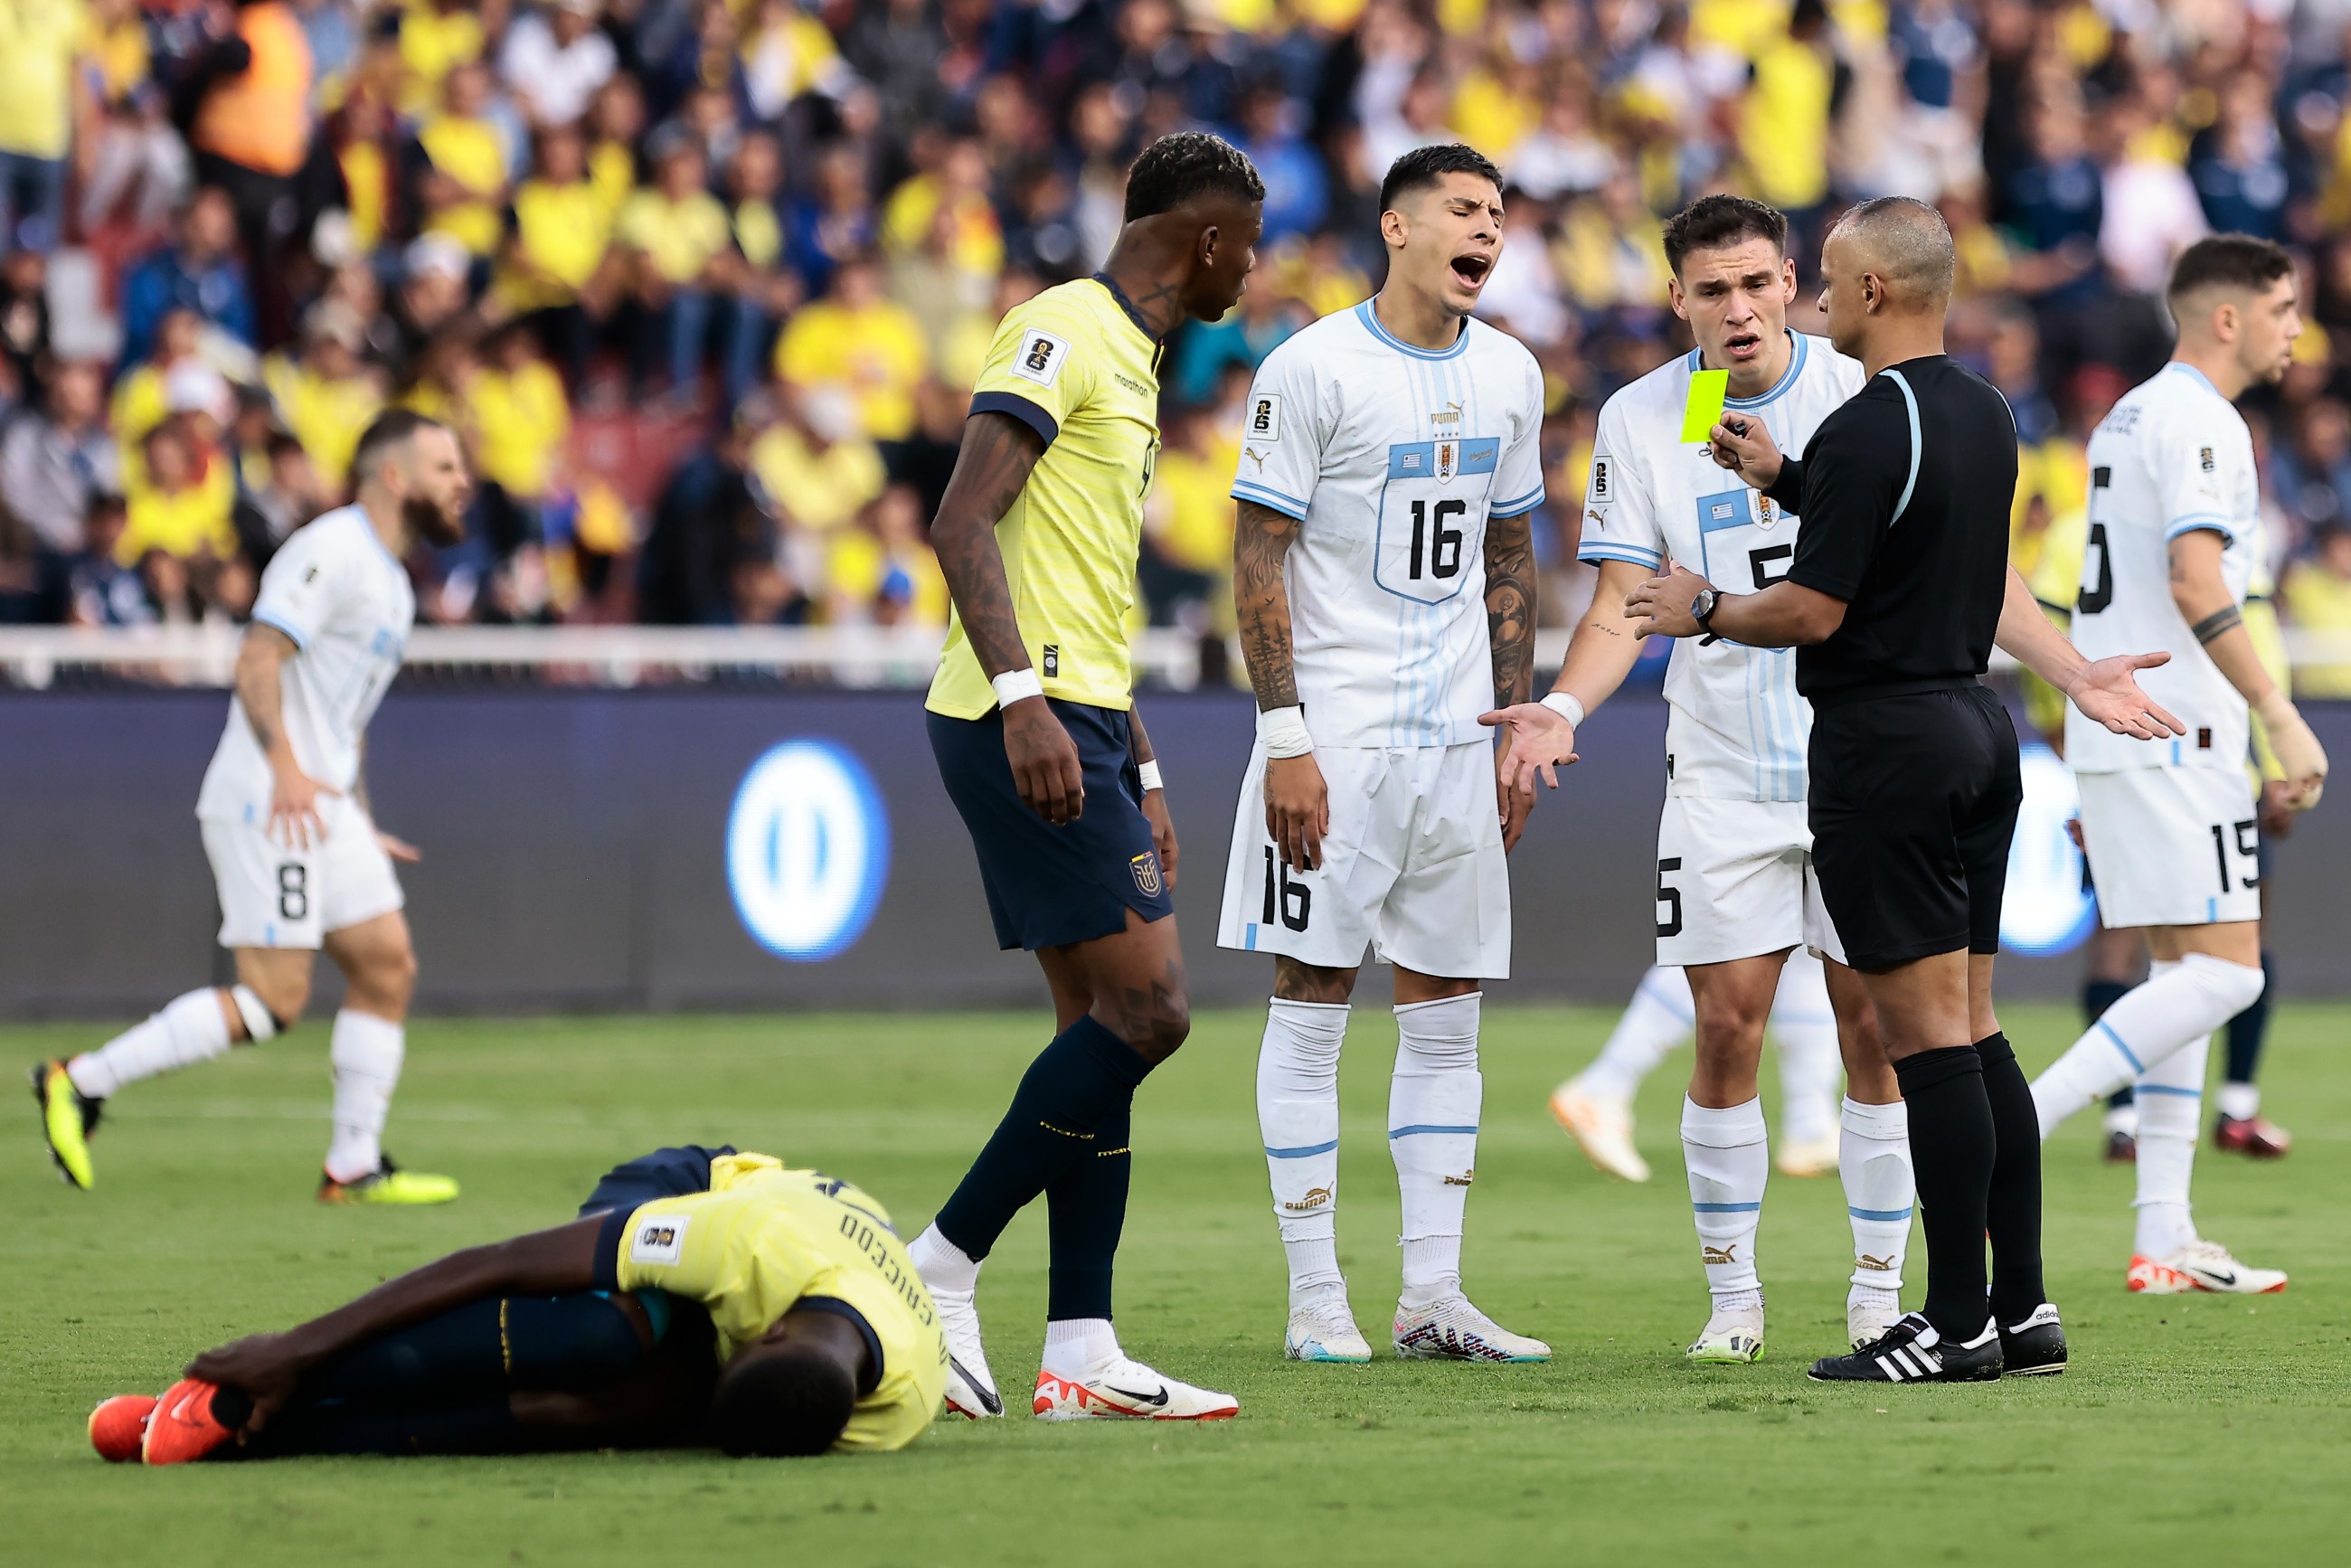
[1008,329,1070,389]
[1587,456,1612,505]
[1129,851,1162,897]
[1250,393,1281,440]
[629,1214,692,1266]
[2200,447,2215,473]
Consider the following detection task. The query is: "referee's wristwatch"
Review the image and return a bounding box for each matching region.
[1690,586,1722,646]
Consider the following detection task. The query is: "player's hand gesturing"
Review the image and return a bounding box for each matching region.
[1264,753,1329,872]
[2063,652,2186,742]
[186,1332,304,1435]
[1002,694,1085,825]
[267,760,340,849]
[1478,702,1579,794]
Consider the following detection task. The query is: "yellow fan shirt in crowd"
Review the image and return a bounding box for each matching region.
[881,175,1005,280]
[109,362,173,447]
[617,184,732,284]
[2281,554,2351,699]
[118,457,237,564]
[0,0,85,163]
[826,528,949,627]
[498,175,614,311]
[262,356,386,486]
[467,358,570,500]
[751,424,885,534]
[774,298,929,442]
[589,139,636,216]
[1740,28,1833,211]
[599,1154,947,1454]
[926,278,1162,719]
[397,2,483,116]
[418,112,508,256]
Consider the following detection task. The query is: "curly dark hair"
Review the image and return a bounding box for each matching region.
[1123,131,1265,222]
[1378,143,1504,213]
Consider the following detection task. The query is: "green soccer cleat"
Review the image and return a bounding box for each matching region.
[31,1060,101,1190]
[318,1155,459,1205]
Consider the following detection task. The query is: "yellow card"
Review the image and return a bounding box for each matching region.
[1680,369,1729,443]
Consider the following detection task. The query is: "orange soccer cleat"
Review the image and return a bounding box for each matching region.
[140,1379,236,1465]
[88,1394,158,1462]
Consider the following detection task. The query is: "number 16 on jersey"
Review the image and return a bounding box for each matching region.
[1376,439,1497,603]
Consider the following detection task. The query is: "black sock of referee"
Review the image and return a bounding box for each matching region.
[935,1015,1152,1261]
[1893,1044,1996,1340]
[1975,1032,2048,1324]
[1044,1091,1132,1321]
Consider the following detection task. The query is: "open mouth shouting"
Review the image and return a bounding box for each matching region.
[1723,328,1765,361]
[1449,251,1495,292]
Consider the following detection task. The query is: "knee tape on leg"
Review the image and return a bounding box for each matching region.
[229,984,284,1043]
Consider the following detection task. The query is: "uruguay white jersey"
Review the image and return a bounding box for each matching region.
[197,506,415,822]
[2067,363,2258,775]
[1579,332,1865,801]
[1231,302,1546,748]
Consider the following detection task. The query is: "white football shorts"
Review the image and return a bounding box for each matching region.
[2077,765,2261,929]
[1218,740,1510,978]
[1655,795,1846,968]
[200,793,405,949]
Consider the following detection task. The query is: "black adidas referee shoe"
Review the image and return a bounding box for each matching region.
[1997,1303,2067,1376]
[1808,1312,2002,1384]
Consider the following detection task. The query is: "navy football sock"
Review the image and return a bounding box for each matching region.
[2223,950,2274,1089]
[1975,1034,2047,1324]
[1044,1091,1133,1322]
[1893,1044,1995,1341]
[303,1293,647,1405]
[935,1015,1151,1261]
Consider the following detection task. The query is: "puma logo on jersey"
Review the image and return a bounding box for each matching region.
[1244,446,1269,471]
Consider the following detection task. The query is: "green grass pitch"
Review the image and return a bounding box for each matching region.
[7,1002,2348,1567]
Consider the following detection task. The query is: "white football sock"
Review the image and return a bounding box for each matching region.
[1578,967,1692,1102]
[1390,992,1480,1310]
[1257,997,1351,1305]
[1040,1316,1119,1376]
[2133,1034,2207,1258]
[908,1224,980,1293]
[67,987,236,1100]
[1838,1096,1912,1291]
[325,1009,404,1183]
[1683,1096,1768,1299]
[2217,1082,2259,1120]
[2033,954,2263,1138]
[1770,954,1842,1148]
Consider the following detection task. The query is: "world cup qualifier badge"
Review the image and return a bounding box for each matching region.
[1129,851,1162,897]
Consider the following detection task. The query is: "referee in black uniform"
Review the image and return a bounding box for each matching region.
[1630,197,2183,1383]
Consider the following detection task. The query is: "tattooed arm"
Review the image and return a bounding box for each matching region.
[931,410,1087,824]
[1484,507,1540,847]
[1233,497,1326,871]
[2167,529,2325,802]
[235,623,338,849]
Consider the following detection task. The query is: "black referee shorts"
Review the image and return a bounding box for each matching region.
[1808,684,2023,973]
[927,699,1175,951]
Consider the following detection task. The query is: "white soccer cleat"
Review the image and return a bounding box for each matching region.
[1774,1133,1840,1179]
[1687,1299,1766,1364]
[2128,1239,2288,1296]
[926,1285,1004,1419]
[1846,1285,1903,1350]
[1550,1082,1650,1183]
[1285,1298,1372,1364]
[1031,1355,1239,1421]
[1393,1295,1551,1362]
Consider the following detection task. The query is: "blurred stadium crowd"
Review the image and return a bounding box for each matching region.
[0,0,2349,693]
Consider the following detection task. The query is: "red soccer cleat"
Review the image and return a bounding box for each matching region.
[89,1394,157,1462]
[2213,1114,2291,1158]
[141,1379,235,1465]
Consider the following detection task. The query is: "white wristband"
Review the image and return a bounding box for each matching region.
[1259,704,1313,759]
[1137,759,1164,792]
[991,667,1044,709]
[1541,691,1587,730]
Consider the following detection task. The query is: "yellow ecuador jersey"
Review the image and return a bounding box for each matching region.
[926,278,1162,719]
[604,1155,947,1453]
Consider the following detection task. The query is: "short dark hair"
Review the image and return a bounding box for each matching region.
[1379,143,1504,215]
[1662,194,1788,277]
[709,1342,858,1458]
[2168,234,2294,303]
[350,409,448,484]
[1123,132,1264,222]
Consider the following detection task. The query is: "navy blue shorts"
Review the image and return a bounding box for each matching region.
[927,699,1174,951]
[577,1143,737,1217]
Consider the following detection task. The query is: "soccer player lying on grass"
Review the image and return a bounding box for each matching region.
[96,1147,948,1463]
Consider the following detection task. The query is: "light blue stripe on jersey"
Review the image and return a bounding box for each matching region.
[1232,478,1309,519]
[1496,486,1546,515]
[1579,542,1664,569]
[2165,513,2234,542]
[1883,368,1923,524]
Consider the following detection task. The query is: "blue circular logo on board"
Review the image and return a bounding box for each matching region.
[726,740,891,961]
[2001,741,2097,958]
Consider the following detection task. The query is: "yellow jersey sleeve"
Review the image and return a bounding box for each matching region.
[606,1189,825,1356]
[968,295,1098,449]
